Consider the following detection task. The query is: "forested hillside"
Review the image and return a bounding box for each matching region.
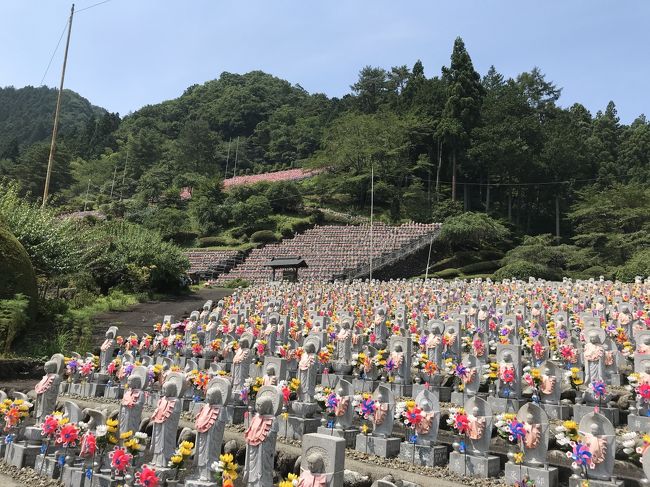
[1,37,649,282]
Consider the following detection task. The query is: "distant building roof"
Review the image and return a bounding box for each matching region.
[264,256,308,268]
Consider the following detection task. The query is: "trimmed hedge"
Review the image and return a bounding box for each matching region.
[198,236,231,248]
[250,230,279,244]
[493,260,561,281]
[434,268,461,279]
[459,260,501,275]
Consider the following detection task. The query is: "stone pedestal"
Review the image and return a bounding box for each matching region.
[451,391,470,406]
[505,462,559,487]
[67,466,91,487]
[390,383,412,398]
[88,472,121,487]
[104,385,123,400]
[398,442,448,466]
[352,378,380,394]
[185,479,218,487]
[572,404,620,426]
[34,454,63,478]
[609,373,625,387]
[226,404,247,425]
[278,416,320,440]
[151,466,177,484]
[59,382,70,394]
[568,478,623,487]
[411,384,451,402]
[627,414,650,432]
[316,426,359,447]
[487,396,528,414]
[4,442,40,468]
[541,403,572,420]
[449,451,500,478]
[145,391,160,407]
[87,382,106,397]
[320,374,353,388]
[355,434,400,458]
[69,382,93,397]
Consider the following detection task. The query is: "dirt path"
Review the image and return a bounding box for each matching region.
[91,287,233,344]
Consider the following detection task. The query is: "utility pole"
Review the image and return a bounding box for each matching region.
[224,138,231,179]
[83,178,91,211]
[119,147,129,201]
[369,164,374,281]
[42,4,75,206]
[233,137,240,178]
[110,162,118,198]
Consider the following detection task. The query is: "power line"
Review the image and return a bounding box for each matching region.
[39,20,69,86]
[76,0,112,13]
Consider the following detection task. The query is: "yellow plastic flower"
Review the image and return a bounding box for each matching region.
[563,420,577,430]
[180,440,194,450]
[170,454,183,465]
[120,430,133,440]
[513,452,524,464]
[220,453,234,464]
[361,424,369,435]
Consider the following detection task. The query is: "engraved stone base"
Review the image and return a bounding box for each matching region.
[67,466,89,487]
[185,479,219,487]
[411,384,451,402]
[320,374,353,388]
[505,462,559,487]
[103,385,123,400]
[627,414,650,432]
[145,392,160,407]
[87,382,106,397]
[449,451,500,478]
[390,383,412,398]
[24,426,42,445]
[34,454,63,478]
[355,434,401,458]
[352,379,379,394]
[69,382,95,397]
[451,391,471,406]
[609,373,625,387]
[59,382,69,394]
[398,443,448,466]
[150,466,177,483]
[573,404,620,426]
[568,478,623,487]
[4,442,41,468]
[88,473,121,487]
[316,426,359,447]
[487,396,528,414]
[540,403,572,420]
[278,416,320,440]
[225,405,247,425]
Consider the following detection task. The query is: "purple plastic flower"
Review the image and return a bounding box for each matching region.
[326,392,339,410]
[508,420,526,443]
[454,363,468,379]
[591,380,606,399]
[558,329,568,340]
[360,398,376,417]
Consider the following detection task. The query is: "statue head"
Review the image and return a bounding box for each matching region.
[265,364,276,377]
[644,362,650,374]
[420,398,432,412]
[162,380,177,398]
[341,321,351,331]
[257,396,273,416]
[544,366,552,376]
[394,343,403,354]
[127,374,142,390]
[472,406,479,416]
[240,337,250,349]
[44,360,57,375]
[502,350,513,363]
[305,342,316,354]
[205,386,223,405]
[305,451,325,474]
[526,412,534,424]
[643,336,650,346]
[589,333,600,345]
[480,304,488,311]
[589,422,599,435]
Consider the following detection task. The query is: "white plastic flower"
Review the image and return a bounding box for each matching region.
[95,425,108,437]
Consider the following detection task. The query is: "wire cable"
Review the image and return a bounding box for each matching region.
[76,0,112,13]
[39,20,69,86]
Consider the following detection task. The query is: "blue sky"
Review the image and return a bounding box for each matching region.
[1,0,648,123]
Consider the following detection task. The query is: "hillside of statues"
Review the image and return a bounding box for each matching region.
[2,277,650,487]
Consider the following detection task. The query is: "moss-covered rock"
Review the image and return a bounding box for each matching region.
[0,221,38,317]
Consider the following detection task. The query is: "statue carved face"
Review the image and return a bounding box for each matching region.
[305,343,316,354]
[240,337,250,349]
[394,344,403,353]
[127,375,142,390]
[205,387,222,405]
[162,381,176,398]
[265,364,276,377]
[644,363,650,374]
[305,452,325,474]
[420,399,432,412]
[471,406,479,416]
[544,367,552,376]
[502,351,513,363]
[589,334,600,345]
[589,422,599,435]
[44,360,57,375]
[526,412,534,424]
[257,396,273,416]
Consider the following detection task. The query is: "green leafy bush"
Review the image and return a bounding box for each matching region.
[460,260,501,275]
[615,249,650,282]
[198,236,231,248]
[87,221,189,294]
[250,230,279,243]
[0,294,30,352]
[222,278,250,288]
[438,212,509,250]
[434,268,461,279]
[493,261,560,281]
[0,220,38,318]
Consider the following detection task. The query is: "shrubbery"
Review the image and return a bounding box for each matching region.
[250,230,279,243]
